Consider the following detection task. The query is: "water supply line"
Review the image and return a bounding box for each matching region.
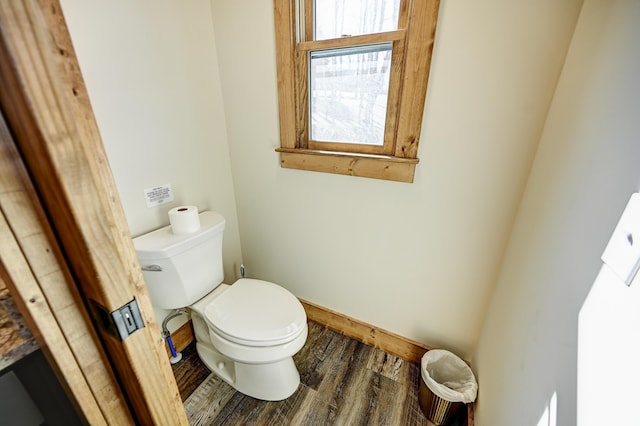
[162,308,187,364]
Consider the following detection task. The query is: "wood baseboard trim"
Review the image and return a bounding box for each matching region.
[165,320,195,358]
[166,301,472,425]
[165,302,431,364]
[299,299,474,426]
[299,299,431,364]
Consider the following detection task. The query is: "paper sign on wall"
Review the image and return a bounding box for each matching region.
[144,184,173,208]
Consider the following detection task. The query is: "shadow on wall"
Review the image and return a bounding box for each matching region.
[536,392,557,426]
[577,264,640,423]
[532,260,638,426]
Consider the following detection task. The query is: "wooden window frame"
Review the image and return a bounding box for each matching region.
[274,0,440,183]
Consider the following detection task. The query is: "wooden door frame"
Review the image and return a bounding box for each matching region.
[0,1,187,424]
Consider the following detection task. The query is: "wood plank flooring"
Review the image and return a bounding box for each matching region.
[173,321,464,425]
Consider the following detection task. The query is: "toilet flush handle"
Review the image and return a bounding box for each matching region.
[141,264,162,272]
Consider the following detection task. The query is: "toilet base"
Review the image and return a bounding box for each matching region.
[196,342,301,401]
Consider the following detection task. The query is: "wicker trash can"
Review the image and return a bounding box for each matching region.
[419,350,477,426]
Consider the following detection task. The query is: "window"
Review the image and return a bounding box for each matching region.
[274,0,440,183]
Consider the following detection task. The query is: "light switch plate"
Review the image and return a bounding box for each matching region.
[601,193,640,286]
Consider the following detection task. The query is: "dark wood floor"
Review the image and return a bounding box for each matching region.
[172,321,464,425]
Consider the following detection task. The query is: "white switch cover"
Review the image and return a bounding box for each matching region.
[601,193,640,286]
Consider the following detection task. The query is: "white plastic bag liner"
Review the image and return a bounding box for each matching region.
[421,349,478,403]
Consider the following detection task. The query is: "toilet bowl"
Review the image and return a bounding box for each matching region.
[190,279,307,400]
[133,211,308,401]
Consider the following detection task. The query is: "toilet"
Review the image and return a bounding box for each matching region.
[133,211,308,401]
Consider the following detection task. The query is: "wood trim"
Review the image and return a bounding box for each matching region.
[300,299,432,364]
[303,0,313,42]
[165,320,196,357]
[0,114,129,424]
[397,0,411,29]
[0,1,188,424]
[167,300,467,366]
[157,304,475,424]
[277,147,420,163]
[300,299,475,424]
[298,30,406,51]
[295,45,309,149]
[394,0,441,159]
[278,149,418,182]
[305,141,388,156]
[384,36,407,153]
[467,403,475,426]
[274,0,298,150]
[274,0,441,182]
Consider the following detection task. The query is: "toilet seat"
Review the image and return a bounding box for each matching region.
[203,279,306,347]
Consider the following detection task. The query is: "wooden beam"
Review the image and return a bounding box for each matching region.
[0,114,129,424]
[0,1,187,424]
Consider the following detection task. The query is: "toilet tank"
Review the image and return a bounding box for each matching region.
[133,211,225,309]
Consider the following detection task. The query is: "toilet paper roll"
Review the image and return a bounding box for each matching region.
[169,206,200,235]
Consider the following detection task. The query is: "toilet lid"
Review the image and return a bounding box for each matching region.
[203,279,306,347]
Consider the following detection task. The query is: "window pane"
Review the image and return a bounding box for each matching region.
[310,44,392,146]
[314,0,401,40]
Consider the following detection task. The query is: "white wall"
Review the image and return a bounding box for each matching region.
[472,0,640,424]
[60,0,243,328]
[56,1,640,422]
[210,0,581,359]
[56,0,640,422]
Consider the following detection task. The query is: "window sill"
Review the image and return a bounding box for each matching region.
[276,148,418,183]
